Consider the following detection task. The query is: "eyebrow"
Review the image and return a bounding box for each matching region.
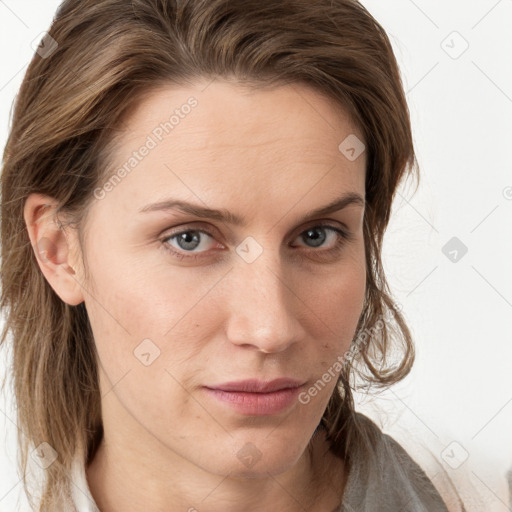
[138,192,365,226]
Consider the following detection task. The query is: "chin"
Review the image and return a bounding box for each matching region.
[217,434,310,479]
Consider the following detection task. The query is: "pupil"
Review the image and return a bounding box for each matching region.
[178,232,200,250]
[305,228,325,247]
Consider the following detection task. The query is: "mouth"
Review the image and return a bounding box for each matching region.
[203,378,305,416]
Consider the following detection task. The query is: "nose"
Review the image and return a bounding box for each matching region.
[224,256,306,354]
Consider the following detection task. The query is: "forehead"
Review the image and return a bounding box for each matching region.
[93,80,366,219]
[116,80,364,158]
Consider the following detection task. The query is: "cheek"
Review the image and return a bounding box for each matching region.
[304,251,366,338]
[82,235,191,333]
[82,251,220,393]
[300,262,366,394]
[295,263,365,409]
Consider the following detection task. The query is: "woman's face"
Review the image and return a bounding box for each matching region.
[76,80,366,478]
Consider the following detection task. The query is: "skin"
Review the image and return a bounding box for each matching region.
[24,80,367,512]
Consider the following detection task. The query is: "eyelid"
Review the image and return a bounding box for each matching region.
[291,218,349,237]
[160,222,224,246]
[160,218,349,244]
[161,226,222,251]
[292,222,354,247]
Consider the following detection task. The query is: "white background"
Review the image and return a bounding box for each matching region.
[1,1,511,510]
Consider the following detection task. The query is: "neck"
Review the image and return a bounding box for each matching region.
[86,426,345,512]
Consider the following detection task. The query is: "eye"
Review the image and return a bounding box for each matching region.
[292,224,349,250]
[161,228,219,260]
[160,223,353,261]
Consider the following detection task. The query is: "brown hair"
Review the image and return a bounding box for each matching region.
[1,0,418,509]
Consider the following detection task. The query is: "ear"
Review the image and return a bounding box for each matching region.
[23,193,85,306]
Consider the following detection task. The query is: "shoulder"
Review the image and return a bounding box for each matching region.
[341,412,451,512]
[69,456,101,512]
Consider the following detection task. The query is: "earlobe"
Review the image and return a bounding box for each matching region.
[23,193,85,306]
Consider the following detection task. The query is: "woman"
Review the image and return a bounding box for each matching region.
[0,0,463,510]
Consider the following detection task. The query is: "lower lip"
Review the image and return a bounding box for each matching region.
[203,387,301,416]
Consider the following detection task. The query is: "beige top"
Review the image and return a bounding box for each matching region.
[69,413,452,512]
[337,414,450,511]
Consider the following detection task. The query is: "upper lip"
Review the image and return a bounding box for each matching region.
[205,378,305,393]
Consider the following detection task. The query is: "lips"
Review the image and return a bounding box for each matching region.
[203,378,306,415]
[205,378,305,393]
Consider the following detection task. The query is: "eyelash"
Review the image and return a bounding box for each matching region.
[160,223,354,262]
